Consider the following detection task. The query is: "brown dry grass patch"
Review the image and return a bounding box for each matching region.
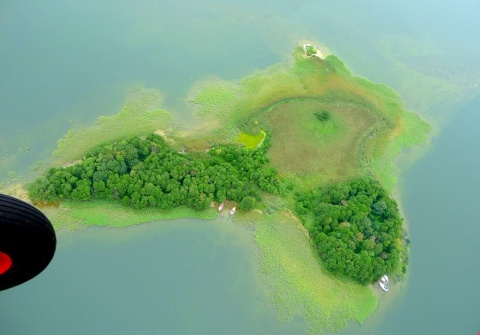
[264,99,376,183]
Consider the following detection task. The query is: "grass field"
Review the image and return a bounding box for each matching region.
[264,98,372,183]
[191,48,430,190]
[238,130,266,148]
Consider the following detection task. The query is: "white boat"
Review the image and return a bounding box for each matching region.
[218,203,224,211]
[230,207,236,215]
[378,281,389,292]
[381,274,389,283]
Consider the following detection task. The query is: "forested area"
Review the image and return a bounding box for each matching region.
[28,132,407,285]
[28,134,281,210]
[296,178,405,284]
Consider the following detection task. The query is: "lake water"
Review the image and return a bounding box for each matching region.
[340,93,480,335]
[0,219,305,334]
[1,1,479,334]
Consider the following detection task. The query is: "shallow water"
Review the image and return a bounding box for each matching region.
[0,219,306,335]
[1,1,480,334]
[340,93,480,334]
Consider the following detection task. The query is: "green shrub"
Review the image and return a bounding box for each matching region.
[314,110,331,122]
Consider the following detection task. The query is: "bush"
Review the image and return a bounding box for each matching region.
[305,45,317,56]
[314,110,331,122]
[239,196,256,210]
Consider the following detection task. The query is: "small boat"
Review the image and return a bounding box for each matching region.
[378,281,389,292]
[230,207,236,215]
[381,274,389,283]
[218,203,224,211]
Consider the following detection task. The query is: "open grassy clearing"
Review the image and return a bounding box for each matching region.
[238,130,266,149]
[191,48,429,190]
[263,98,375,183]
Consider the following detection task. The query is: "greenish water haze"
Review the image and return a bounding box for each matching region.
[2,0,479,177]
[0,219,305,335]
[1,0,480,334]
[340,94,480,335]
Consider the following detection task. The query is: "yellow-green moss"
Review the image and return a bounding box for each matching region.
[238,130,266,148]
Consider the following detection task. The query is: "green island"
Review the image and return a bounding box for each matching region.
[12,45,430,333]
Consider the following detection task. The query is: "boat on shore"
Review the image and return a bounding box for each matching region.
[230,207,236,215]
[218,203,224,211]
[381,274,389,283]
[378,281,389,292]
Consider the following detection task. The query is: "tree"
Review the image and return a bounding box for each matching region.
[28,133,283,213]
[71,179,91,201]
[239,196,256,210]
[314,110,331,122]
[296,178,404,285]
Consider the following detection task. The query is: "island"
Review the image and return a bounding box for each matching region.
[11,45,430,333]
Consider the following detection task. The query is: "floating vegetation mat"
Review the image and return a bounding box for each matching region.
[46,201,217,230]
[255,211,377,334]
[52,87,174,166]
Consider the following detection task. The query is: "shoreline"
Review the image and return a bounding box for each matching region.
[15,44,430,334]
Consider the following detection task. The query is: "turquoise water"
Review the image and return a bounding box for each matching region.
[0,219,306,334]
[0,0,291,178]
[1,1,480,334]
[341,94,480,334]
[398,94,480,334]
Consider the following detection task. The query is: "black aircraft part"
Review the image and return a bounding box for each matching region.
[0,194,56,291]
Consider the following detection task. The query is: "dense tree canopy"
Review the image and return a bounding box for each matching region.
[28,134,281,211]
[296,178,404,285]
[29,133,407,285]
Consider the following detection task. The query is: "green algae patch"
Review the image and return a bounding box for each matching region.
[53,87,174,166]
[238,130,266,149]
[368,111,431,193]
[255,211,377,334]
[193,82,237,114]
